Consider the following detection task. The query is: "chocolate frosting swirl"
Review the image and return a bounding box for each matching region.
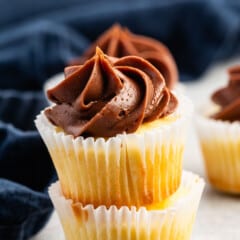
[211,65,240,121]
[45,48,178,138]
[70,24,178,89]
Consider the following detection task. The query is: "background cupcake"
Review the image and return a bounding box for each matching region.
[196,65,240,194]
[36,47,193,207]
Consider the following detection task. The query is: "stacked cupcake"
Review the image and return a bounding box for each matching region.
[36,26,204,240]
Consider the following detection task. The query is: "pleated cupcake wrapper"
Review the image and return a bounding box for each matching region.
[36,94,193,206]
[196,114,240,193]
[49,171,204,240]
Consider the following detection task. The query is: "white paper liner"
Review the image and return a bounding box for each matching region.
[49,171,204,240]
[196,112,240,193]
[36,94,193,206]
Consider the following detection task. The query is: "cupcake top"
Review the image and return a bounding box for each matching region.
[211,65,240,122]
[70,24,178,89]
[45,47,178,138]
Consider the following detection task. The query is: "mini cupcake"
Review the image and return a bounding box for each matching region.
[36,47,193,207]
[196,65,240,194]
[70,24,178,89]
[49,171,204,240]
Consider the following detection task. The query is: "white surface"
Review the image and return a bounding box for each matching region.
[32,58,240,240]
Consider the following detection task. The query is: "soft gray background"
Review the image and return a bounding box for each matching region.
[32,58,240,240]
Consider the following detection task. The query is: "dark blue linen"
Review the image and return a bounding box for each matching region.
[0,0,240,239]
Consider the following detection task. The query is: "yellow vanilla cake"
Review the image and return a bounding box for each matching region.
[36,48,193,207]
[196,65,240,194]
[49,171,204,240]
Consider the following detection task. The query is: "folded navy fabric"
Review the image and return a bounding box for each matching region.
[0,179,53,240]
[0,91,56,239]
[0,0,240,239]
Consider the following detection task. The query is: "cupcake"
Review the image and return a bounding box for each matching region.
[49,171,204,240]
[36,47,193,207]
[70,24,178,89]
[196,65,240,194]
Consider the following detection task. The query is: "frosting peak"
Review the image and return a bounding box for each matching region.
[45,48,178,138]
[70,24,178,89]
[211,65,240,121]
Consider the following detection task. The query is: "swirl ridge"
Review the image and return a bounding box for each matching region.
[212,65,240,121]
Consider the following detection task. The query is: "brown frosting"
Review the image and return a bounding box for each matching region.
[45,48,178,138]
[211,65,240,121]
[70,24,178,89]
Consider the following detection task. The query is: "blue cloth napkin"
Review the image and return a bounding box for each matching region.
[0,0,240,239]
